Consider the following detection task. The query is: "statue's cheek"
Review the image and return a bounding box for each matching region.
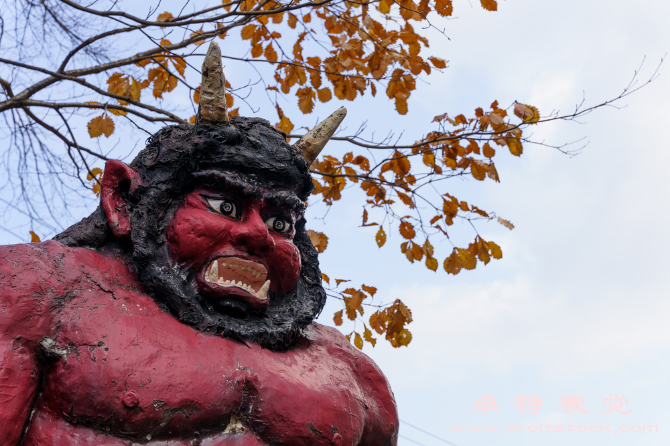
[167,210,230,265]
[270,240,301,292]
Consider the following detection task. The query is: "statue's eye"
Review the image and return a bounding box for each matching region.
[206,198,239,219]
[265,216,293,234]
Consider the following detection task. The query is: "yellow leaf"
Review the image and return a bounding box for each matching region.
[395,97,408,115]
[306,230,328,253]
[322,273,330,284]
[497,217,515,230]
[317,87,332,103]
[363,326,377,347]
[483,142,496,158]
[470,160,487,181]
[399,221,415,239]
[481,0,497,11]
[428,56,448,69]
[241,24,256,40]
[514,102,540,124]
[486,163,500,182]
[489,241,503,259]
[435,0,453,16]
[354,332,364,350]
[296,87,315,114]
[362,285,377,296]
[508,137,523,156]
[193,86,201,104]
[87,114,114,138]
[108,108,126,116]
[444,250,462,275]
[189,115,196,124]
[379,0,391,13]
[288,13,297,29]
[390,328,412,347]
[334,310,343,326]
[29,231,41,243]
[457,248,477,270]
[264,42,278,62]
[375,226,386,247]
[251,43,263,58]
[157,11,173,27]
[335,278,350,286]
[425,256,438,271]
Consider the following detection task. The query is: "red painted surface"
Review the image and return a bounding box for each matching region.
[167,189,302,309]
[0,240,398,444]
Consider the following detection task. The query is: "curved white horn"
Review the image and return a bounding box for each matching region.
[293,107,347,165]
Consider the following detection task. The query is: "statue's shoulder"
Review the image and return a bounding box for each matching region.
[305,322,388,377]
[0,241,134,334]
[305,322,399,439]
[0,240,113,278]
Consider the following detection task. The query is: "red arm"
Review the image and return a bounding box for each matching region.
[0,243,55,444]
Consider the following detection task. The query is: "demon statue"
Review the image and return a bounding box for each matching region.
[0,42,398,445]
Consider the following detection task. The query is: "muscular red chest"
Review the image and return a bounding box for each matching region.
[29,284,367,445]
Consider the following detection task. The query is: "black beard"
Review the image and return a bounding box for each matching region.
[133,222,325,351]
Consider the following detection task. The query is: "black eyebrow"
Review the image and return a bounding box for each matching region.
[192,170,304,215]
[263,190,305,215]
[192,170,262,200]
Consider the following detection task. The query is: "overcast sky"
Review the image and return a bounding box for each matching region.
[1,0,669,445]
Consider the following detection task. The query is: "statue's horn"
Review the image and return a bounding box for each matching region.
[197,41,229,126]
[293,107,347,166]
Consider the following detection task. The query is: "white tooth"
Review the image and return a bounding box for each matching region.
[257,280,270,300]
[210,261,218,280]
[237,280,243,286]
[218,277,224,284]
[221,262,227,267]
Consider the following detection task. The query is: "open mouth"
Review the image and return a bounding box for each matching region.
[204,256,270,301]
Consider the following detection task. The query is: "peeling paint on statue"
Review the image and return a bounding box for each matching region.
[0,42,398,445]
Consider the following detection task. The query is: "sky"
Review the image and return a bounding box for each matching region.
[1,0,669,445]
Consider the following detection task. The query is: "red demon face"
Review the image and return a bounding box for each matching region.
[167,174,303,312]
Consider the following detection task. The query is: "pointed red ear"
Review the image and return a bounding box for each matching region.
[100,160,141,238]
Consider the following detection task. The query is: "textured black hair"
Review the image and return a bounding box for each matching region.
[55,117,325,349]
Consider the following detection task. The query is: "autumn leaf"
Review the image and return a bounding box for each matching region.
[444,250,463,275]
[435,0,454,16]
[489,241,503,259]
[29,231,40,243]
[458,248,477,270]
[508,137,523,156]
[306,230,329,253]
[86,167,104,197]
[317,87,332,103]
[322,273,330,284]
[87,114,114,138]
[264,42,278,62]
[296,87,315,113]
[354,332,364,350]
[497,217,515,230]
[335,279,350,286]
[334,310,343,326]
[425,256,438,271]
[514,103,540,124]
[428,57,448,69]
[362,284,377,296]
[399,221,416,239]
[480,0,497,10]
[156,11,173,27]
[483,142,496,158]
[363,326,377,347]
[470,160,487,181]
[375,226,387,247]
